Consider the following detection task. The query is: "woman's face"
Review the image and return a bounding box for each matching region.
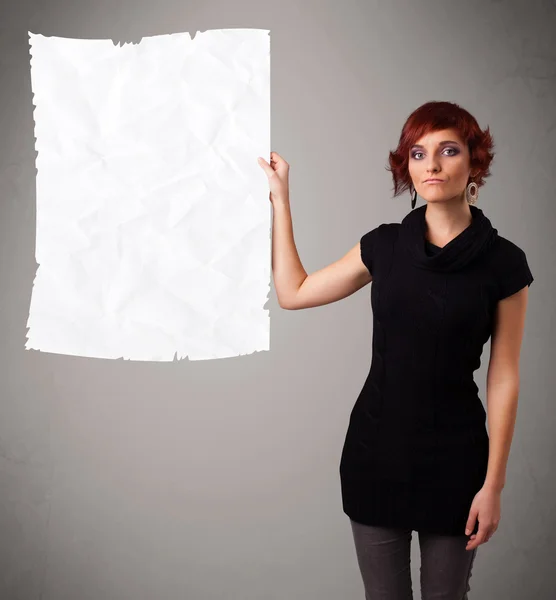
[408,128,475,204]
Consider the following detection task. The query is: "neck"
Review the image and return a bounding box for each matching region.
[424,196,472,246]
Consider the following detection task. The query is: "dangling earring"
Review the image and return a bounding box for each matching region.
[466,181,479,204]
[411,187,417,209]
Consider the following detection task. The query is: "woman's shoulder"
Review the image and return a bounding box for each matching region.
[361,221,401,241]
[488,233,530,264]
[359,222,400,270]
[486,234,534,300]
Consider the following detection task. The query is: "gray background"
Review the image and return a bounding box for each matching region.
[0,0,554,598]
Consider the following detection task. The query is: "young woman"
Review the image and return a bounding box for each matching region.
[257,101,534,599]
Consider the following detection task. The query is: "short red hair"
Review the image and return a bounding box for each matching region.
[386,101,495,197]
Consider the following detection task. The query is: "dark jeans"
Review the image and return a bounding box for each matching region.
[350,519,478,600]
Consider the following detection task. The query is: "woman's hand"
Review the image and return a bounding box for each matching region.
[257,152,290,205]
[464,486,501,550]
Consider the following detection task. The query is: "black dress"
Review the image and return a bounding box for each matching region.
[339,205,534,536]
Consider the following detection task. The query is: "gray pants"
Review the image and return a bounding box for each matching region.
[350,519,478,600]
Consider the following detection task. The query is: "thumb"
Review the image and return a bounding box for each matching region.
[257,156,276,179]
[465,509,478,535]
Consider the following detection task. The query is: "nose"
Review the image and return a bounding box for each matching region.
[425,159,441,174]
[423,154,441,174]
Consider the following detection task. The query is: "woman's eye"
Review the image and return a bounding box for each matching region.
[411,147,458,159]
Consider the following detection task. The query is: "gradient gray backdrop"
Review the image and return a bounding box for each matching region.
[0,0,554,598]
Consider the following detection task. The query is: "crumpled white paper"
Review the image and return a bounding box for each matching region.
[26,29,271,361]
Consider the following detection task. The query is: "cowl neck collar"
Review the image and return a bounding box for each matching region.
[400,204,498,272]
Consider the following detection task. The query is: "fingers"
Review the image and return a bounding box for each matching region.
[466,524,496,550]
[259,152,289,170]
[465,511,477,536]
[475,527,488,547]
[484,524,498,543]
[270,151,286,165]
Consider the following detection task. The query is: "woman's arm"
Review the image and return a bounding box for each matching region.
[258,152,372,311]
[272,200,371,310]
[483,285,531,491]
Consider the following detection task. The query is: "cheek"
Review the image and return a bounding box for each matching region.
[448,174,469,189]
[408,163,421,181]
[446,158,470,179]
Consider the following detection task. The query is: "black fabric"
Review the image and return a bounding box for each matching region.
[401,204,499,272]
[342,207,534,536]
[424,240,440,257]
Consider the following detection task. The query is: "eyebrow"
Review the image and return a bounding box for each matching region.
[411,140,461,149]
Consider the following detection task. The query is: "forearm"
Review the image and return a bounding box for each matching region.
[483,379,519,492]
[271,196,308,307]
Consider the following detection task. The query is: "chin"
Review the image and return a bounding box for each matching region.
[424,196,465,205]
[423,197,449,203]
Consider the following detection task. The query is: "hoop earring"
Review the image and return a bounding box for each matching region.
[411,188,417,209]
[466,181,479,204]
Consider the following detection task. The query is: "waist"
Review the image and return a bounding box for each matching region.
[355,378,486,432]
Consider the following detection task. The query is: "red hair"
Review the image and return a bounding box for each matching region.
[386,101,495,197]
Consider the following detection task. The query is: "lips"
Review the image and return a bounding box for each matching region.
[425,179,444,183]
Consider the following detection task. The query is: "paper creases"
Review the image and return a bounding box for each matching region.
[26,29,271,361]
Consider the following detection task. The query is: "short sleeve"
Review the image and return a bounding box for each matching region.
[496,242,534,301]
[360,226,380,277]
